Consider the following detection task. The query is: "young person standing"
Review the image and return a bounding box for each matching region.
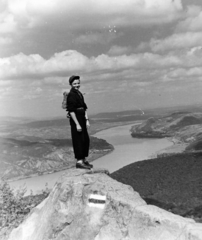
[66,75,93,169]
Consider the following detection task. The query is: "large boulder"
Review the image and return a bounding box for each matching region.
[8,169,202,240]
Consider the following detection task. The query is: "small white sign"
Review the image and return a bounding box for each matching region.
[88,194,106,209]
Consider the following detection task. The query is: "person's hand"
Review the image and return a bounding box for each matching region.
[76,124,82,132]
[86,119,90,128]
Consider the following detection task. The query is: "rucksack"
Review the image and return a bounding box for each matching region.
[62,91,70,118]
[62,91,69,109]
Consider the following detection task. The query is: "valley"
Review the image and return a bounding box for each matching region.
[112,108,202,223]
[0,108,155,181]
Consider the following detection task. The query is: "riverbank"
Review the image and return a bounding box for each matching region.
[149,137,188,158]
[92,123,173,173]
[8,123,173,195]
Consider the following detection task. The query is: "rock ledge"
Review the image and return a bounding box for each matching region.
[8,169,202,240]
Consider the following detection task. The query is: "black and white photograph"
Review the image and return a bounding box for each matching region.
[1,0,202,239]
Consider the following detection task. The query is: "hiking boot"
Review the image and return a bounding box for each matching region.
[76,161,91,169]
[83,160,93,168]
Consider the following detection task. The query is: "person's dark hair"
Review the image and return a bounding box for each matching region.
[69,75,80,85]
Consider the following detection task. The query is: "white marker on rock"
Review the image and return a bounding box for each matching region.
[88,194,106,209]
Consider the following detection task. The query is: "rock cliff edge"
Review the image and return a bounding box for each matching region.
[8,169,202,240]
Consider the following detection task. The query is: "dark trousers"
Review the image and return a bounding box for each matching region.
[70,113,90,161]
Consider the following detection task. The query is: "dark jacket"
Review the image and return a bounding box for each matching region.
[66,88,87,113]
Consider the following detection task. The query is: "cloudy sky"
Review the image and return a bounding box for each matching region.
[1,0,202,118]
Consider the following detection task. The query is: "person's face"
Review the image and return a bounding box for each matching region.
[71,79,80,90]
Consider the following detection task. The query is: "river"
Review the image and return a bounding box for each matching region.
[9,123,173,195]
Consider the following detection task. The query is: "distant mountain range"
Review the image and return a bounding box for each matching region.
[1,103,202,128]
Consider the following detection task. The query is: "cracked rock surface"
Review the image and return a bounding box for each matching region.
[7,169,202,240]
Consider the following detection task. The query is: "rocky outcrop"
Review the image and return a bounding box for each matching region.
[8,169,202,240]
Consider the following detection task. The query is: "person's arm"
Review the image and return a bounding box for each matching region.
[67,92,82,131]
[85,111,90,128]
[70,112,82,131]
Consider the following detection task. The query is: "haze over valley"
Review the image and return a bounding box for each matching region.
[1,104,202,181]
[0,108,152,181]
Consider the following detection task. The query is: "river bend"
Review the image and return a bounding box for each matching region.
[9,123,173,195]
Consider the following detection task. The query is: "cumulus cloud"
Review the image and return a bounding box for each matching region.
[150,32,202,52]
[0,51,89,80]
[3,45,202,89]
[136,5,202,54]
[1,0,183,34]
[187,46,202,56]
[176,5,202,32]
[0,49,186,82]
[3,1,202,118]
[0,50,184,82]
[168,67,202,78]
